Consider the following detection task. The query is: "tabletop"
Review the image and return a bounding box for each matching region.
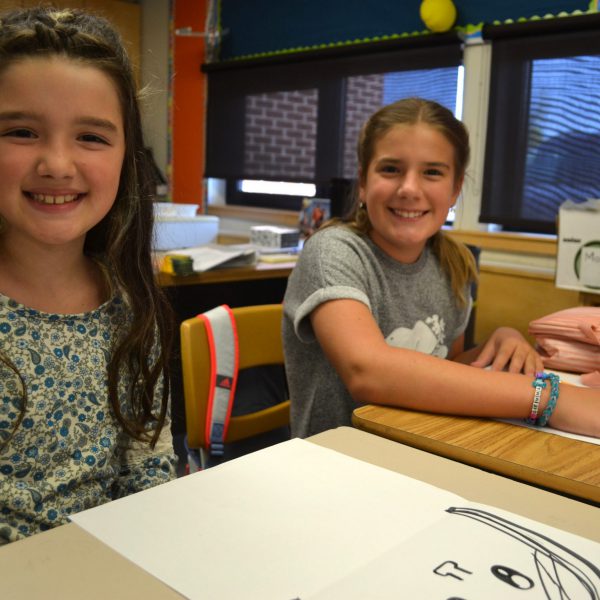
[2,427,599,599]
[352,404,600,505]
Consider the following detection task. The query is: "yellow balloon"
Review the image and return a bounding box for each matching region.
[420,0,457,33]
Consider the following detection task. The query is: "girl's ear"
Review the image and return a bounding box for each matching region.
[358,168,366,201]
[451,173,464,206]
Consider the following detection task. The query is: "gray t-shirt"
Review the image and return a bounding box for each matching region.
[283,226,471,438]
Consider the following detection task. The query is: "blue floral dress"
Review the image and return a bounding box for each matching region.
[0,293,177,544]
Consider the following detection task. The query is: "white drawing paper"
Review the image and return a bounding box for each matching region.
[307,505,600,599]
[70,438,600,600]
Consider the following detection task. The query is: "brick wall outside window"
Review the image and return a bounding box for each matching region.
[243,76,387,183]
[343,74,384,180]
[244,89,318,179]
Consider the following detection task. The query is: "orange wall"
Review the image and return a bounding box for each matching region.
[171,0,208,206]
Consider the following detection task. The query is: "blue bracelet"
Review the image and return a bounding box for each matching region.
[535,372,560,427]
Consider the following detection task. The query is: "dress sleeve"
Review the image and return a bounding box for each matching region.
[112,414,177,497]
[112,369,177,498]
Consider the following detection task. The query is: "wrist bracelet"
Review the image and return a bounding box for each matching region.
[526,372,547,425]
[536,372,560,427]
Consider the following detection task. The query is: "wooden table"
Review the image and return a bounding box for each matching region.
[353,405,600,505]
[1,521,184,600]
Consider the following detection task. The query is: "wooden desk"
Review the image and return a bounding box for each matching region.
[156,262,294,287]
[2,427,598,599]
[1,521,183,600]
[352,405,600,505]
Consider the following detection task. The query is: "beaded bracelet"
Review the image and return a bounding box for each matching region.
[526,372,560,427]
[526,372,548,425]
[536,372,560,427]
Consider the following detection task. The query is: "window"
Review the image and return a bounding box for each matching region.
[204,36,463,213]
[342,67,463,179]
[480,16,600,234]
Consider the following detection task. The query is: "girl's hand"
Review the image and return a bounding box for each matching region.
[470,327,544,375]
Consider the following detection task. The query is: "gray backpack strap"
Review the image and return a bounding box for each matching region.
[197,305,239,456]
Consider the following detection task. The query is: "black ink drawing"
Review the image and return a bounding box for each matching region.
[432,507,600,599]
[434,561,473,581]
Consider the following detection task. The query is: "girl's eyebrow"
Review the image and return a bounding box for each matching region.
[76,116,120,133]
[0,111,119,133]
[424,161,451,169]
[0,110,32,122]
[376,156,451,168]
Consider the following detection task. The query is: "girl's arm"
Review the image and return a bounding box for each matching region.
[310,298,600,438]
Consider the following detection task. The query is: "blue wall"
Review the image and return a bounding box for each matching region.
[219,0,593,59]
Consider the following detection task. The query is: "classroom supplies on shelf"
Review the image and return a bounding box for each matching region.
[250,225,300,249]
[299,197,331,237]
[160,254,195,276]
[159,244,257,273]
[258,252,299,264]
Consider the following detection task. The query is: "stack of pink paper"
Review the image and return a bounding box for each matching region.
[529,307,600,387]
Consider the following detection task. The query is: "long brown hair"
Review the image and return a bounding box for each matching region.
[0,7,173,447]
[325,97,477,306]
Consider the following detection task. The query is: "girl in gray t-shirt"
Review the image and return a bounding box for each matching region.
[283,98,600,440]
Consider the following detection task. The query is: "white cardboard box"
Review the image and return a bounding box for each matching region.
[555,199,600,294]
[250,225,300,249]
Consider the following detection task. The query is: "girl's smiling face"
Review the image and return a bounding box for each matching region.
[360,123,462,264]
[0,55,125,252]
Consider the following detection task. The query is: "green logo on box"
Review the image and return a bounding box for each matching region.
[574,240,600,289]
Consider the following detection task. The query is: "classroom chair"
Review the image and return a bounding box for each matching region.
[180,304,290,469]
[464,244,481,350]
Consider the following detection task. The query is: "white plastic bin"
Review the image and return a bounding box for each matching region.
[153,216,220,251]
[153,202,199,218]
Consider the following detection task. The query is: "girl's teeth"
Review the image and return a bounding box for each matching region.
[393,209,424,218]
[31,194,78,205]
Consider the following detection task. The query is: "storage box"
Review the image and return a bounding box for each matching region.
[250,226,300,249]
[555,199,600,294]
[153,216,219,251]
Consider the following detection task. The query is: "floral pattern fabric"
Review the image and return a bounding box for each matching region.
[0,293,176,544]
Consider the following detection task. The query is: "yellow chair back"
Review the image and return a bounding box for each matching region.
[180,304,290,450]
